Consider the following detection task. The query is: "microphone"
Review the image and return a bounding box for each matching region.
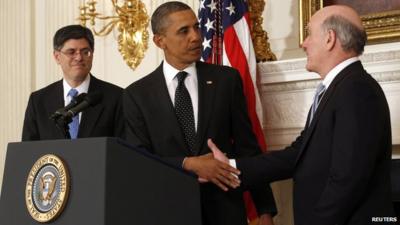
[50,93,87,120]
[50,92,102,139]
[65,92,102,117]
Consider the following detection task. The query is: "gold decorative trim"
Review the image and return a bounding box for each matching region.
[248,0,276,62]
[362,10,400,43]
[299,0,323,44]
[116,1,149,69]
[299,0,400,44]
[79,0,149,70]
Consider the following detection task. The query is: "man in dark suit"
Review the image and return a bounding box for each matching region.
[22,25,123,141]
[123,2,276,225]
[210,5,397,225]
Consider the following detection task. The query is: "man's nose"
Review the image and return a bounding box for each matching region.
[73,52,84,61]
[190,29,201,42]
[301,38,308,50]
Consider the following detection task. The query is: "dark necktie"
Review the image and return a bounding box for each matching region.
[174,71,196,154]
[68,88,79,139]
[309,83,326,125]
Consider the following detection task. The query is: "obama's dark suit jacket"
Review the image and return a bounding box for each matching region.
[123,61,276,225]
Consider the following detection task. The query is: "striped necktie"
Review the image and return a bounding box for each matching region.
[309,83,326,125]
[68,88,79,139]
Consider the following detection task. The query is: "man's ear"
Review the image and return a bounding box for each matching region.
[325,29,336,51]
[153,34,165,49]
[53,50,61,65]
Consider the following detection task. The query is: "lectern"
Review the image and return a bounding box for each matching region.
[0,138,202,225]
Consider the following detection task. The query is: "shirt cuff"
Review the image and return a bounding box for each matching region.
[229,159,239,179]
[182,157,188,168]
[229,159,237,168]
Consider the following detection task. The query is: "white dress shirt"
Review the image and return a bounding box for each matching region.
[163,60,199,131]
[62,74,90,123]
[322,57,359,89]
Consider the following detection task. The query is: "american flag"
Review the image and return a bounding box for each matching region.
[199,0,267,221]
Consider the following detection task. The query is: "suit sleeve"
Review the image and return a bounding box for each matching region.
[239,138,304,216]
[311,79,389,223]
[228,70,278,216]
[237,131,303,186]
[122,88,185,168]
[22,94,39,141]
[113,93,125,139]
[123,89,152,148]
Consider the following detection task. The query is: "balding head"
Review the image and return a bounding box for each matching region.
[316,5,367,55]
[315,5,363,30]
[302,5,367,76]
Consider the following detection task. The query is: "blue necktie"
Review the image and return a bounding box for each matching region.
[309,83,326,125]
[68,88,79,139]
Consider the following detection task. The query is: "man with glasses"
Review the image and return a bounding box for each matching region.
[22,24,124,140]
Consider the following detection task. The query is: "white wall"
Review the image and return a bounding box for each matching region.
[263,0,305,59]
[0,0,34,193]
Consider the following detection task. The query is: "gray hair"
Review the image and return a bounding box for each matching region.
[151,1,192,35]
[321,15,367,55]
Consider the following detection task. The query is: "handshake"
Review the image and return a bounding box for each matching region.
[182,139,242,191]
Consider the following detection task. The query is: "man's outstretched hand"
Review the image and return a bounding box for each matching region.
[207,139,229,163]
[183,140,241,191]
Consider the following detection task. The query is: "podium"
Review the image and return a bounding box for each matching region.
[0,138,202,225]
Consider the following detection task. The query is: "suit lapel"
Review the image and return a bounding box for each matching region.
[294,61,362,164]
[50,80,67,139]
[51,80,66,113]
[194,62,216,155]
[151,64,191,155]
[78,75,104,137]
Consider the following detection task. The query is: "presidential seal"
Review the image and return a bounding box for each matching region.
[25,154,70,223]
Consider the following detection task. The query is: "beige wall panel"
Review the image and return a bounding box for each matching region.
[35,0,82,89]
[0,0,33,193]
[262,0,305,59]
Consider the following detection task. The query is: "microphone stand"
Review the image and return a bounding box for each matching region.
[50,112,72,139]
[49,92,88,139]
[49,92,100,139]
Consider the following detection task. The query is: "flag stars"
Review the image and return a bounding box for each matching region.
[204,18,215,32]
[226,3,235,15]
[207,0,217,13]
[202,38,211,50]
[200,0,206,10]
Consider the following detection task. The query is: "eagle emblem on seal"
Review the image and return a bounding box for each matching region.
[39,172,58,206]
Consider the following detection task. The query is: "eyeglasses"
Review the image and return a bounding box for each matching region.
[58,48,92,59]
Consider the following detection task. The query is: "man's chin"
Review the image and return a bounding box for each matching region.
[71,73,89,81]
[305,64,314,73]
[72,68,90,75]
[189,54,201,63]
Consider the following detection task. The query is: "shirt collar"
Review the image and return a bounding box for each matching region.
[322,57,359,89]
[163,60,197,85]
[63,74,91,99]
